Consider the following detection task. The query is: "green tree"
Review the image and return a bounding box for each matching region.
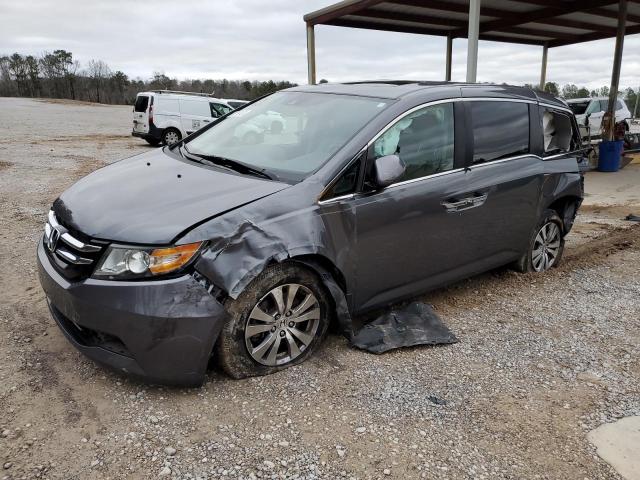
[544,82,559,96]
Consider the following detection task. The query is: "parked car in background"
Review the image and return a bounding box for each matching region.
[567,96,631,135]
[132,90,234,146]
[40,82,585,386]
[227,99,249,109]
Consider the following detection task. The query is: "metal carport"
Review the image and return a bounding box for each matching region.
[303,0,640,140]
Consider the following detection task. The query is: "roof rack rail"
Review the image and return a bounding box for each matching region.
[151,90,216,97]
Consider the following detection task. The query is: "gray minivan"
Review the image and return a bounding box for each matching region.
[38,82,585,386]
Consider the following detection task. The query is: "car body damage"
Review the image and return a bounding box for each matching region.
[38,82,587,385]
[182,178,359,336]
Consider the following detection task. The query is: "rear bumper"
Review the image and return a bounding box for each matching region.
[37,240,227,386]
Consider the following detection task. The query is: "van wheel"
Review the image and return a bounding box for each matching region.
[514,209,565,273]
[216,263,330,379]
[162,128,181,146]
[145,138,161,146]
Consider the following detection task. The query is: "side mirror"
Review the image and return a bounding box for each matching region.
[585,113,590,126]
[374,154,405,188]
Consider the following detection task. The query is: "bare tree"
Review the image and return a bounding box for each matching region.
[86,59,111,103]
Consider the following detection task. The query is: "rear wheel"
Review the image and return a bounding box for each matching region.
[216,263,330,379]
[515,209,565,273]
[162,128,181,146]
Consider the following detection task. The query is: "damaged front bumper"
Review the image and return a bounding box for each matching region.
[37,240,227,386]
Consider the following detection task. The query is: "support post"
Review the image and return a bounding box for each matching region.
[605,0,627,141]
[539,43,548,91]
[306,23,316,85]
[466,0,481,83]
[445,35,453,81]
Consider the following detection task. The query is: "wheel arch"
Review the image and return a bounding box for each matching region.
[546,195,582,235]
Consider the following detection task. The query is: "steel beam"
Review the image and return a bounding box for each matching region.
[307,24,316,85]
[605,0,627,141]
[540,43,548,90]
[467,0,481,83]
[446,35,453,81]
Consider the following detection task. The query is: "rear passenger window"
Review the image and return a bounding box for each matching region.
[542,109,574,155]
[134,96,149,112]
[469,101,529,163]
[372,103,454,182]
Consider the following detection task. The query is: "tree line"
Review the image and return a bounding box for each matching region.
[0,50,297,105]
[1,49,638,114]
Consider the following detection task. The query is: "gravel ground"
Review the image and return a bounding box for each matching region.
[0,97,639,480]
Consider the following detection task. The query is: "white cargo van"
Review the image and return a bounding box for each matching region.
[132,91,234,146]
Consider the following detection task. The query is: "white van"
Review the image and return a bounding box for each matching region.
[132,91,234,146]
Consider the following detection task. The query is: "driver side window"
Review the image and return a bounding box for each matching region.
[371,103,454,183]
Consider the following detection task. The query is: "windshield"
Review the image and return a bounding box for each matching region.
[568,101,589,115]
[185,91,390,182]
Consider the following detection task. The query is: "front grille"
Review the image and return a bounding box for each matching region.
[44,210,107,281]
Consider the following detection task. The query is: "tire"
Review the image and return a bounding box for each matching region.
[162,128,181,146]
[514,209,565,273]
[145,138,161,146]
[216,263,331,379]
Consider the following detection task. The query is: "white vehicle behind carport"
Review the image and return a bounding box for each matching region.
[132,90,234,146]
[566,96,632,138]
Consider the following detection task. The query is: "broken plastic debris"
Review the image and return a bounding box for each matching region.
[351,302,458,354]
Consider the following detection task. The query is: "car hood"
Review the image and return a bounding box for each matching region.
[53,148,289,244]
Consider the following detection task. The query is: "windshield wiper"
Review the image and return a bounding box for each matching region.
[179,145,274,181]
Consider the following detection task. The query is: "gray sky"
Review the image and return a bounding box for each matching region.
[2,0,639,89]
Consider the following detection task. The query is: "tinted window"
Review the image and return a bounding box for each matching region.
[470,101,529,163]
[180,99,211,117]
[372,103,454,182]
[324,159,361,199]
[568,101,589,115]
[134,95,149,112]
[210,103,233,117]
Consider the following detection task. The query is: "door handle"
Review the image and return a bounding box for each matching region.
[202,119,211,123]
[442,192,488,212]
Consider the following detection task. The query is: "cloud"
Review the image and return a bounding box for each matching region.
[1,0,639,89]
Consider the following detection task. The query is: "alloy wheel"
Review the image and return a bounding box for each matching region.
[244,283,320,366]
[532,221,561,272]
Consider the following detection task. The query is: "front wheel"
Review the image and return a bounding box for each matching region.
[514,209,565,273]
[216,263,330,379]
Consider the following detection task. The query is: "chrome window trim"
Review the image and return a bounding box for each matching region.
[317,193,356,206]
[539,102,573,114]
[467,153,539,169]
[386,167,465,189]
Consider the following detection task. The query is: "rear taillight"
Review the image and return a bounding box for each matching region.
[149,105,154,125]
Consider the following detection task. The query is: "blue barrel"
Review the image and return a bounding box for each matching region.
[598,140,624,172]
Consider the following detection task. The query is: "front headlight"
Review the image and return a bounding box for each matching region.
[93,242,203,279]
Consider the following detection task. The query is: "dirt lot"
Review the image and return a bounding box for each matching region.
[0,97,639,480]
